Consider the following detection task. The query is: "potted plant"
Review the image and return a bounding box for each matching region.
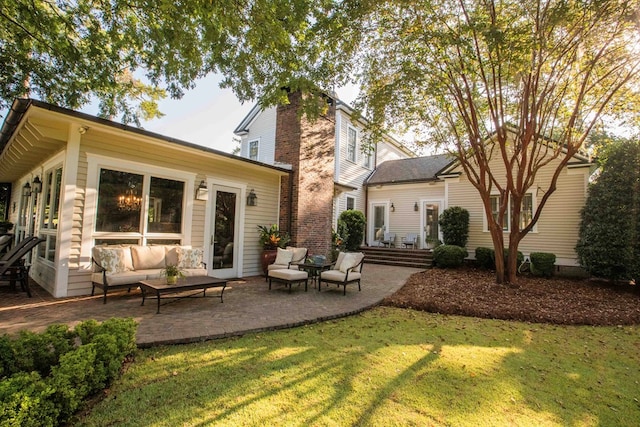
[425,236,441,250]
[161,264,184,285]
[257,224,290,275]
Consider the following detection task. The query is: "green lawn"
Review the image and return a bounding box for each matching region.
[77,307,639,426]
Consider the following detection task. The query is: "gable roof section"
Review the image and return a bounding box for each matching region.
[0,99,291,182]
[365,154,453,185]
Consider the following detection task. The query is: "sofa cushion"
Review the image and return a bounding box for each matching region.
[274,248,293,265]
[165,245,191,266]
[181,268,208,277]
[131,245,166,270]
[91,271,148,286]
[94,247,128,274]
[177,247,204,269]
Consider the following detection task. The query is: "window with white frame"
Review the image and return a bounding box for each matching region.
[248,139,259,161]
[347,127,357,162]
[94,168,185,245]
[488,193,534,232]
[346,196,355,210]
[38,166,63,262]
[363,146,373,168]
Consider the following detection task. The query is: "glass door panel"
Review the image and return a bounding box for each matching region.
[371,204,386,245]
[424,202,440,247]
[210,187,239,277]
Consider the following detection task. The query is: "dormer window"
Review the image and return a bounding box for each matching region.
[248,139,259,161]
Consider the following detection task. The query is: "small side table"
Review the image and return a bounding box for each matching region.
[295,262,334,290]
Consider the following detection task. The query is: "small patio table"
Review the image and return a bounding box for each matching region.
[295,262,334,290]
[139,276,227,314]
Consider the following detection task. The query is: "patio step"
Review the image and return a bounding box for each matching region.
[360,246,433,269]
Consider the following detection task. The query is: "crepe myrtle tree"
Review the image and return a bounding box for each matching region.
[345,0,640,283]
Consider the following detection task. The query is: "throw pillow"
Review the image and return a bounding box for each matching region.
[97,248,126,274]
[177,247,204,269]
[339,253,358,273]
[274,248,293,265]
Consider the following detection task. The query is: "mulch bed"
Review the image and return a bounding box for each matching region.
[382,266,640,325]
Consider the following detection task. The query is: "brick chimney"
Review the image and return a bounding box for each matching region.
[275,92,336,258]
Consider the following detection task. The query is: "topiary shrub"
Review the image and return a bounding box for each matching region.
[338,210,366,251]
[433,245,468,268]
[530,252,556,277]
[439,206,470,247]
[475,247,494,269]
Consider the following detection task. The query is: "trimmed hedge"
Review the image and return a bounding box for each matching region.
[530,252,556,277]
[439,206,470,247]
[433,245,468,268]
[0,318,137,426]
[474,247,524,270]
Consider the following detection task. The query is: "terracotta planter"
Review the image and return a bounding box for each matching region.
[260,249,278,275]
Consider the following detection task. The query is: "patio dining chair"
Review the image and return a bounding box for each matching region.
[0,237,45,297]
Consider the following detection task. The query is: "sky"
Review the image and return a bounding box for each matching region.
[136,75,360,153]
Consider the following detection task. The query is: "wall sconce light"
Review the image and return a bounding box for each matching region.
[195,180,208,201]
[247,189,257,206]
[390,203,395,212]
[414,202,419,212]
[22,182,31,197]
[32,176,42,194]
[78,125,89,134]
[12,202,16,213]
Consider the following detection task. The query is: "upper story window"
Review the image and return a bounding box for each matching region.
[346,196,355,210]
[248,139,259,161]
[364,147,373,169]
[347,127,357,162]
[488,193,534,232]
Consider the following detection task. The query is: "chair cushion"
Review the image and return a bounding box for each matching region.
[267,263,290,272]
[339,253,358,273]
[333,252,346,270]
[320,270,362,282]
[181,268,208,277]
[92,271,148,286]
[177,247,204,269]
[269,269,308,281]
[286,246,307,263]
[274,248,293,265]
[131,245,166,270]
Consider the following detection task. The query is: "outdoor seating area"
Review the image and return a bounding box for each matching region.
[91,245,207,303]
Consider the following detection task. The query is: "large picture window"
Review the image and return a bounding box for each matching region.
[95,168,185,244]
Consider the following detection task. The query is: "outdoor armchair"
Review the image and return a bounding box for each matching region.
[380,233,396,247]
[319,251,365,295]
[0,236,45,297]
[401,233,418,249]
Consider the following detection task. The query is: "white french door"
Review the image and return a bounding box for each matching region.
[208,185,241,278]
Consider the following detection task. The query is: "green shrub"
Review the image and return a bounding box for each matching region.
[530,252,556,277]
[475,247,494,269]
[338,210,366,251]
[0,318,137,427]
[439,206,470,247]
[433,245,468,268]
[0,371,58,427]
[473,247,524,271]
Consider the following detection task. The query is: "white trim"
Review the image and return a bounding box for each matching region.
[54,125,81,297]
[248,138,260,161]
[204,179,247,278]
[346,125,358,163]
[419,199,444,247]
[334,112,341,181]
[368,200,391,245]
[81,154,197,269]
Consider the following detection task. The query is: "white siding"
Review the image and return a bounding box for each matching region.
[240,106,277,163]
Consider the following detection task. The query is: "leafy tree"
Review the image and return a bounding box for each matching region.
[576,139,640,282]
[338,210,366,251]
[0,0,346,123]
[439,207,470,247]
[338,0,640,283]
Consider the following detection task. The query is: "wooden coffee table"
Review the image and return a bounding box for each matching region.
[139,276,227,314]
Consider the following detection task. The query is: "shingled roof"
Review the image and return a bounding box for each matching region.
[365,154,454,185]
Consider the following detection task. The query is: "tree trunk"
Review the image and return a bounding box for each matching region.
[506,239,520,284]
